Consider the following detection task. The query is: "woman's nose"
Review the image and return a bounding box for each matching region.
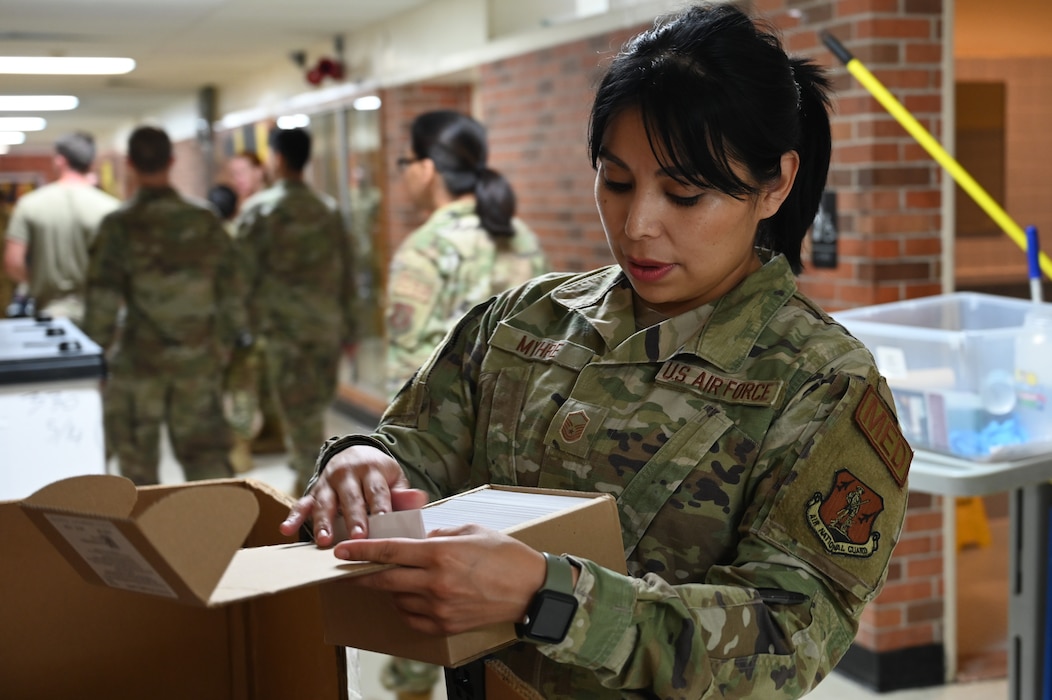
[624,193,661,240]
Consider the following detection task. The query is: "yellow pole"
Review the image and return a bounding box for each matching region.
[821,32,1052,281]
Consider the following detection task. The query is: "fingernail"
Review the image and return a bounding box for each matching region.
[351,525,364,537]
[318,527,329,540]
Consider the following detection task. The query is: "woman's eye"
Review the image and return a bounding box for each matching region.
[603,179,632,193]
[668,193,701,207]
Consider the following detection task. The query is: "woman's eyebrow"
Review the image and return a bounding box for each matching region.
[598,145,688,181]
[596,146,626,169]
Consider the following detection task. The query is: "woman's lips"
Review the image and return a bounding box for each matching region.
[626,257,675,282]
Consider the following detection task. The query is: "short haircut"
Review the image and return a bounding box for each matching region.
[127,126,173,175]
[55,131,96,174]
[268,126,311,172]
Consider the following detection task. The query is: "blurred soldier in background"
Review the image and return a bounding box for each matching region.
[83,125,249,485]
[236,126,357,494]
[4,131,119,323]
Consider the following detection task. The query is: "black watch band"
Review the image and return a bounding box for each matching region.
[515,553,579,645]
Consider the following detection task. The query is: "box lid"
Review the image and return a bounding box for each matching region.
[21,475,625,610]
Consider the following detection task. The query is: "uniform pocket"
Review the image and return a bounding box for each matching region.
[475,365,532,485]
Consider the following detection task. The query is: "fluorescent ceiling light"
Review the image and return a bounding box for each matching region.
[0,95,79,111]
[0,117,46,131]
[0,57,135,75]
[0,132,27,145]
[277,114,310,129]
[0,145,9,155]
[353,95,381,111]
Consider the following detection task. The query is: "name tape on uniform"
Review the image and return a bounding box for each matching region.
[656,360,783,407]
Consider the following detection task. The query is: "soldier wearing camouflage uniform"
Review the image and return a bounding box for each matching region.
[386,110,547,399]
[384,110,548,699]
[237,127,356,494]
[285,6,912,699]
[83,126,247,485]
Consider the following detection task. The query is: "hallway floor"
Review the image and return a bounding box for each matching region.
[150,407,1010,700]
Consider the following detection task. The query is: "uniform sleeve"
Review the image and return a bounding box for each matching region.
[384,244,445,397]
[234,206,266,335]
[538,365,910,699]
[212,219,249,349]
[335,210,358,345]
[82,215,126,348]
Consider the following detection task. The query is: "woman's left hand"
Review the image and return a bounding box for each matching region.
[334,524,547,635]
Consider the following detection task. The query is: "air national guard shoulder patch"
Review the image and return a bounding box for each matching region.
[806,469,885,558]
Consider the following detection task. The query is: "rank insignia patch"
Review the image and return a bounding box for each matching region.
[807,469,884,558]
[560,410,590,443]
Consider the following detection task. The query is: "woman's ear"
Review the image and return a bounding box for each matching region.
[759,151,800,219]
[419,157,437,185]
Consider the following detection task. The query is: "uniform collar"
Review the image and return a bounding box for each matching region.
[549,251,796,371]
[132,185,178,202]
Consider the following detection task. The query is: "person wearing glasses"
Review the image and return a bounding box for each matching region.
[386,111,548,401]
[285,5,911,698]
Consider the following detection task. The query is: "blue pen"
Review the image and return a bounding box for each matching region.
[1027,225,1043,303]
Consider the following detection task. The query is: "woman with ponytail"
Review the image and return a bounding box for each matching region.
[385,110,547,399]
[289,5,909,698]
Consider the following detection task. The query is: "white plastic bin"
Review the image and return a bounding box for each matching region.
[834,292,1052,461]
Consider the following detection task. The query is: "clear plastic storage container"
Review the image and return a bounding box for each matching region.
[834,292,1052,461]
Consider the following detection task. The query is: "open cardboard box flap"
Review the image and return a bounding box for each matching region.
[22,474,264,605]
[18,475,627,667]
[3,475,347,699]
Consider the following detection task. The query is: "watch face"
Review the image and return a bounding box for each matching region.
[527,591,578,643]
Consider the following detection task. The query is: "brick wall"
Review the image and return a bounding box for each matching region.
[477,32,639,273]
[756,0,948,678]
[0,153,53,184]
[753,0,945,311]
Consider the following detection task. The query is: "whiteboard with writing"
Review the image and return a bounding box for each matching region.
[0,379,105,500]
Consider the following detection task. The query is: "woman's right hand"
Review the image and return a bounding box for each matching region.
[279,444,429,547]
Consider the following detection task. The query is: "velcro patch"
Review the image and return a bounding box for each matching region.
[489,324,593,370]
[656,360,783,407]
[807,470,885,558]
[387,303,415,336]
[854,386,911,487]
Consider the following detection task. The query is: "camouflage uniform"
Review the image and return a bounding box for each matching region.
[385,198,547,398]
[316,251,911,699]
[83,186,246,485]
[237,179,356,493]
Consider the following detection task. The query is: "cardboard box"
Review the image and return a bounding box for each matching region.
[319,485,627,666]
[1,476,346,700]
[10,475,626,687]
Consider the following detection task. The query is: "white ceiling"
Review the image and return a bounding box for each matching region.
[1,0,1048,152]
[0,0,434,148]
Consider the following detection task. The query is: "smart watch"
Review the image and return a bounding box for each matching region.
[516,552,579,644]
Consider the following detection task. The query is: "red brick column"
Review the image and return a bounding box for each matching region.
[758,0,948,690]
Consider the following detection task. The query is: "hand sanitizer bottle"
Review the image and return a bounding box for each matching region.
[1014,307,1052,446]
